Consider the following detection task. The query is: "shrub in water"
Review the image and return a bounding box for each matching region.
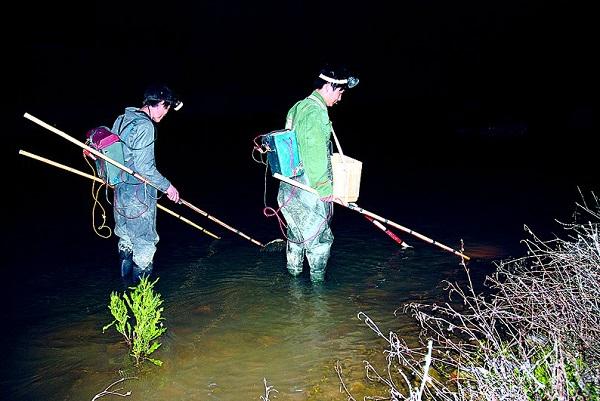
[103,277,167,366]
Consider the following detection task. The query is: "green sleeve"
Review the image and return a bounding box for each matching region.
[296,109,333,197]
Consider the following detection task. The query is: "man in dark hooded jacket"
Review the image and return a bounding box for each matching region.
[111,84,182,282]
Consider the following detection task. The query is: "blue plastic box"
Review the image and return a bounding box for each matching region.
[262,129,303,177]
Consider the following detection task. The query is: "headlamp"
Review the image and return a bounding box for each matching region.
[346,76,359,89]
[143,85,183,111]
[318,73,359,89]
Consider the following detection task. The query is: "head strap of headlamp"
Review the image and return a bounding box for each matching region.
[318,73,359,88]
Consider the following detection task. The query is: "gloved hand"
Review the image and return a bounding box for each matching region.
[166,184,180,203]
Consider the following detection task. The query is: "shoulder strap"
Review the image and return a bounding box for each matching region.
[286,95,327,130]
[117,111,150,137]
[308,94,343,155]
[117,113,155,150]
[308,94,327,111]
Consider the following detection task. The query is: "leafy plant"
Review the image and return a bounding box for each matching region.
[103,277,167,366]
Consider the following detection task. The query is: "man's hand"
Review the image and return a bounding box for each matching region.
[166,184,180,203]
[320,195,335,203]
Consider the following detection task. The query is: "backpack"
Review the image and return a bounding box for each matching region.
[84,126,126,185]
[261,129,304,178]
[85,113,154,185]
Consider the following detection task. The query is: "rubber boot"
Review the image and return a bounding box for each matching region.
[119,250,134,278]
[286,241,304,277]
[132,262,153,284]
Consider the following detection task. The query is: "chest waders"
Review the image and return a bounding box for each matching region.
[277,94,334,282]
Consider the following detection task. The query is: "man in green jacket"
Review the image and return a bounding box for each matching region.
[277,65,359,282]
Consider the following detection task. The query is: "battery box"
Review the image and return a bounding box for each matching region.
[85,126,125,185]
[262,129,303,177]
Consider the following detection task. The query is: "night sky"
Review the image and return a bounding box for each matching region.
[14,1,594,127]
[8,1,597,236]
[13,3,594,135]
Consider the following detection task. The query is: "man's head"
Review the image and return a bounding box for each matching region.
[314,65,359,107]
[142,84,183,123]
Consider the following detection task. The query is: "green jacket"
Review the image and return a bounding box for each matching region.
[285,91,333,197]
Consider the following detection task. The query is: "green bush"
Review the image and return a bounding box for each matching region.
[103,277,167,366]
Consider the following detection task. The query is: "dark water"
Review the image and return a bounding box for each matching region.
[5,112,597,400]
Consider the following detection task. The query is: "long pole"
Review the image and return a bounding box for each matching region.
[24,112,265,247]
[364,215,411,249]
[273,173,470,260]
[273,173,408,247]
[18,149,221,240]
[345,203,470,260]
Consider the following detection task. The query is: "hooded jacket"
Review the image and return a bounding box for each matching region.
[112,107,171,191]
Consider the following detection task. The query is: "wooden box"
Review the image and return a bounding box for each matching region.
[331,153,362,203]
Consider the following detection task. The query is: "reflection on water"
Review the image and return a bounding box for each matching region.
[8,91,594,400]
[1,207,528,400]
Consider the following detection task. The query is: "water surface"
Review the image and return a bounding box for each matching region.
[3,142,594,400]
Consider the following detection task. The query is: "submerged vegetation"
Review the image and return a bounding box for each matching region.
[338,192,600,400]
[103,277,167,367]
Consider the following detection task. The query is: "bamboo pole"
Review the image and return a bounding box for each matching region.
[18,149,220,240]
[273,173,470,260]
[345,203,470,260]
[23,112,265,247]
[364,215,411,248]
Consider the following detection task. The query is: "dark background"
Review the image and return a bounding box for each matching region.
[6,0,597,264]
[2,5,597,396]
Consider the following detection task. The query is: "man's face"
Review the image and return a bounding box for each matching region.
[323,84,345,107]
[151,101,171,123]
